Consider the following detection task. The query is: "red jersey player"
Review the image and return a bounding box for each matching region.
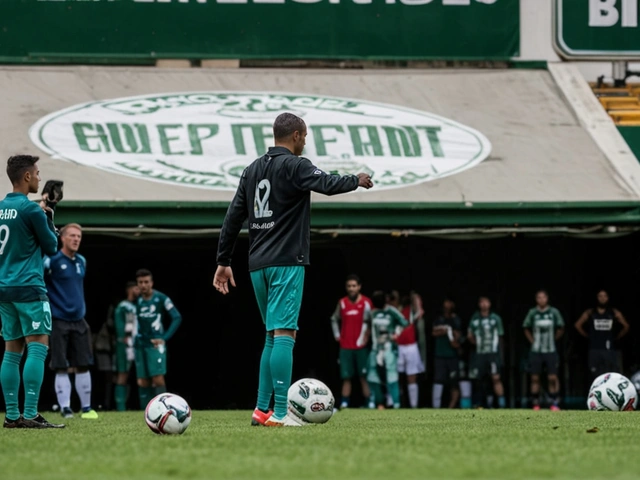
[331,274,372,409]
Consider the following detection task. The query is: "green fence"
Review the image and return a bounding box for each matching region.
[0,0,519,63]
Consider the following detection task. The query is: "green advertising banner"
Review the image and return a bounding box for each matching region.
[554,0,640,59]
[0,0,519,63]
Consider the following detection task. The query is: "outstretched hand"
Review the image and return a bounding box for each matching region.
[213,265,236,295]
[356,173,373,189]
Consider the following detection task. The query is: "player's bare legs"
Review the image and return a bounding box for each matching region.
[448,384,460,409]
[359,377,371,403]
[548,374,560,410]
[530,373,541,409]
[492,374,505,408]
[152,375,166,388]
[138,377,151,389]
[341,379,352,400]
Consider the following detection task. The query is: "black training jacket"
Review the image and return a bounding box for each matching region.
[217,146,359,271]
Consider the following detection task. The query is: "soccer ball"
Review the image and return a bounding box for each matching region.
[587,372,638,411]
[287,378,335,424]
[145,393,192,434]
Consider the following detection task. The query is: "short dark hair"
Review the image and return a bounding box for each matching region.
[387,290,400,303]
[273,113,306,140]
[345,274,361,285]
[125,281,138,289]
[136,269,153,279]
[372,290,386,309]
[536,289,548,297]
[7,155,39,185]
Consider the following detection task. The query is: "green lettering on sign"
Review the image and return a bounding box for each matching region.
[348,126,383,157]
[106,123,151,154]
[157,124,184,155]
[417,126,444,158]
[231,124,272,155]
[309,125,344,156]
[73,123,111,153]
[382,126,421,157]
[188,124,219,155]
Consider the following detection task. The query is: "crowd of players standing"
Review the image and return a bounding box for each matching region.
[0,155,184,427]
[331,275,631,411]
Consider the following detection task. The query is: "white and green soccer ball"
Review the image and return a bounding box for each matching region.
[587,372,638,411]
[145,393,192,434]
[287,378,335,424]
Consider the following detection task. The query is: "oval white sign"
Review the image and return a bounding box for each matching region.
[29,92,491,191]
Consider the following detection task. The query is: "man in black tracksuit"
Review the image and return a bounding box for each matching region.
[213,112,373,426]
[575,290,630,381]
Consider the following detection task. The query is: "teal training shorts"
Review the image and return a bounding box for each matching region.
[250,266,305,332]
[134,343,167,379]
[0,300,52,341]
[339,347,369,379]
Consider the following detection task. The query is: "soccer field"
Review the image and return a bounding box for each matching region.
[2,409,639,480]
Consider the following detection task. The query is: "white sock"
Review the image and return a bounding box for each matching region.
[386,393,393,407]
[75,372,93,410]
[432,383,444,408]
[408,383,419,408]
[459,380,472,398]
[55,373,72,409]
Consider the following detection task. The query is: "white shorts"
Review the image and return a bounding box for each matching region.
[397,343,425,376]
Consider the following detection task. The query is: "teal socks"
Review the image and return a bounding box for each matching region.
[370,383,384,407]
[23,342,48,419]
[256,335,274,412]
[154,384,167,396]
[387,382,400,408]
[460,398,472,409]
[114,384,129,411]
[138,386,155,409]
[1,351,23,421]
[270,336,295,420]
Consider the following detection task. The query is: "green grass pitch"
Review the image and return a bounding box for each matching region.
[1,409,638,480]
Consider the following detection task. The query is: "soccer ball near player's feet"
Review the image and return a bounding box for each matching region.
[145,393,192,434]
[287,378,335,424]
[587,372,638,411]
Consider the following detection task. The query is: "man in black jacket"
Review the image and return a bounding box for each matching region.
[214,112,373,426]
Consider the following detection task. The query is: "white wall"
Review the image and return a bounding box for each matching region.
[517,0,640,83]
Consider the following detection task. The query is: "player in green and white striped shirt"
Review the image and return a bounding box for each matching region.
[467,296,506,408]
[523,289,564,411]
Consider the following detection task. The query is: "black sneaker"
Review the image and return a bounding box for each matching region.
[3,416,24,429]
[21,414,65,429]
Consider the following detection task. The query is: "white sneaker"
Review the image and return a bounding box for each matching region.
[264,413,304,427]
